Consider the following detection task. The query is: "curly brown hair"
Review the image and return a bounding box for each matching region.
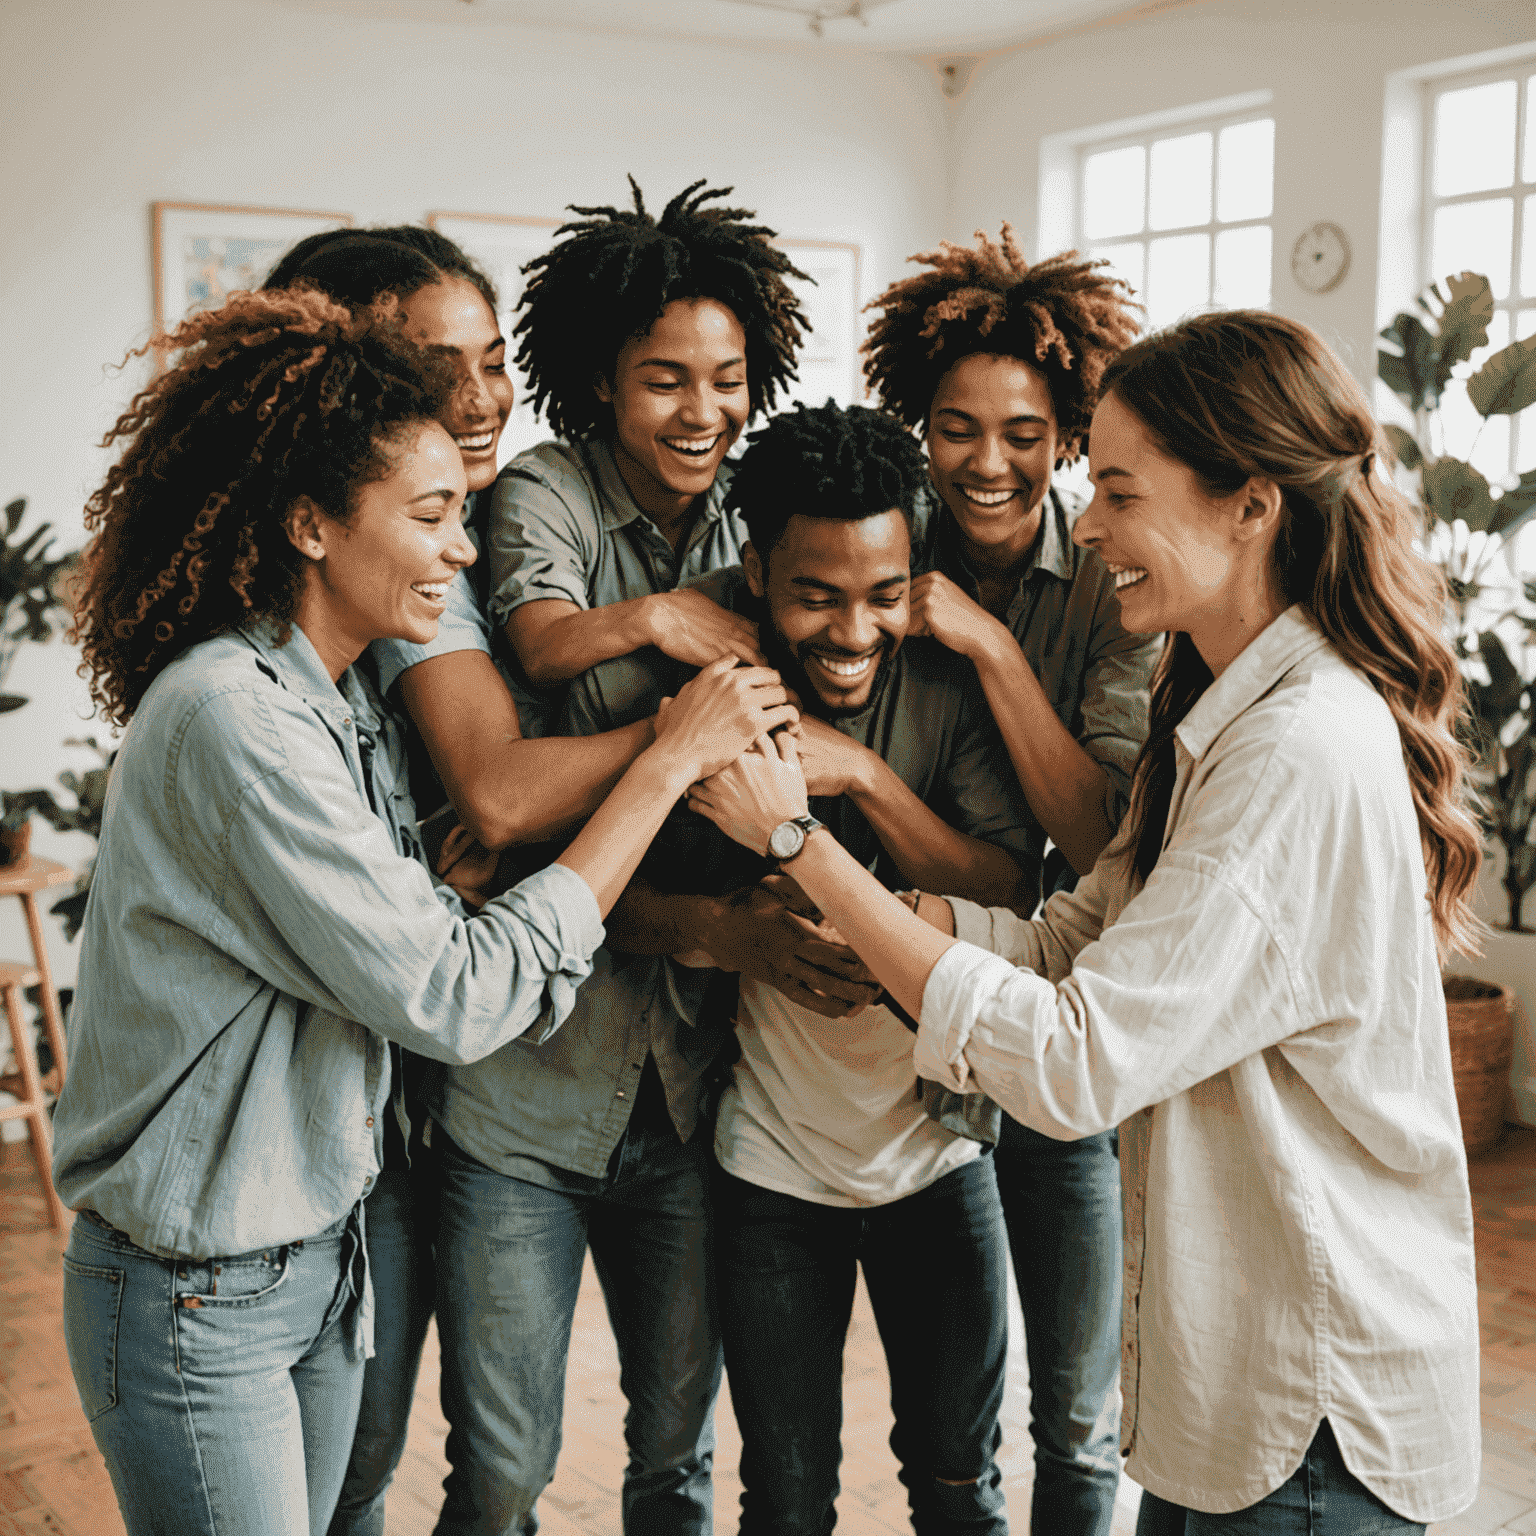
[75,287,455,725]
[862,226,1141,461]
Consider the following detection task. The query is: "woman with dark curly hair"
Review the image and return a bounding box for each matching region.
[861,228,1152,1536]
[691,310,1482,1534]
[50,288,794,1536]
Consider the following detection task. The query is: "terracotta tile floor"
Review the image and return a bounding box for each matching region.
[4,1130,1534,1534]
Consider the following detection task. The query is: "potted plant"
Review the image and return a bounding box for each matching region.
[1379,269,1536,1144]
[10,739,116,939]
[0,794,33,868]
[0,497,75,714]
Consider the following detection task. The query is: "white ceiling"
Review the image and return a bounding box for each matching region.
[285,0,1151,56]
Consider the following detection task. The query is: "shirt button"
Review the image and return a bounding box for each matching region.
[365,1117,374,1128]
[616,1090,626,1099]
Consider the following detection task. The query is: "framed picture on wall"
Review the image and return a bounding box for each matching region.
[152,202,353,335]
[777,239,864,409]
[427,211,566,463]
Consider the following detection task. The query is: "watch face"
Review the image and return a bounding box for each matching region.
[768,821,804,861]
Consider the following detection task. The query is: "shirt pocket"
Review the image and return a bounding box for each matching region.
[60,1258,124,1422]
[1034,641,1088,723]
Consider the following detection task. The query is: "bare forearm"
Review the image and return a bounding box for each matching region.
[510,597,658,686]
[972,634,1116,876]
[849,756,1029,907]
[782,833,957,1021]
[555,752,693,917]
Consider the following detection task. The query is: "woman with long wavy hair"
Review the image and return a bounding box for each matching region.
[687,310,1482,1533]
[50,288,794,1536]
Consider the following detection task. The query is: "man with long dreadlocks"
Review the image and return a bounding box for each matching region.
[862,228,1158,1536]
[423,180,878,1536]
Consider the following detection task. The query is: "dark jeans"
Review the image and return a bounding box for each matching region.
[432,1061,722,1535]
[995,1115,1123,1536]
[714,1155,1011,1535]
[327,1162,438,1536]
[1135,1421,1427,1534]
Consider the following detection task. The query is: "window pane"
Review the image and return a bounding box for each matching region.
[1443,311,1510,479]
[1431,197,1515,299]
[1149,132,1213,231]
[1089,242,1146,304]
[1434,79,1517,196]
[1217,119,1274,222]
[1213,225,1272,308]
[1084,145,1146,239]
[1516,308,1536,481]
[1146,233,1211,329]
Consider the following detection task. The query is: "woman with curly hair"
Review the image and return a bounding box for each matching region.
[690,310,1482,1534]
[50,289,794,1536]
[862,227,1152,1536]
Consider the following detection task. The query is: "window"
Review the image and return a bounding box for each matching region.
[1077,110,1275,333]
[1423,64,1536,483]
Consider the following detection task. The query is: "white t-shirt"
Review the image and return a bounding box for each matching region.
[715,975,979,1208]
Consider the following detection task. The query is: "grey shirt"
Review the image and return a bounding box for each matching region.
[51,621,603,1261]
[485,437,747,736]
[918,483,1160,825]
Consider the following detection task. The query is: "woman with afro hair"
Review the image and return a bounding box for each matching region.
[862,227,1154,1536]
[50,289,794,1536]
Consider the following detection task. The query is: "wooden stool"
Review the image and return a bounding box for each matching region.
[0,856,76,1231]
[1,959,68,1229]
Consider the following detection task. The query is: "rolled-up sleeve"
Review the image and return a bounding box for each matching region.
[918,858,1295,1139]
[487,466,596,624]
[186,690,603,1065]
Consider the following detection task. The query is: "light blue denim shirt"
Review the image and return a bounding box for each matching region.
[51,620,603,1261]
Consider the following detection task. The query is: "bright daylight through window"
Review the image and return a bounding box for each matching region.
[1078,111,1275,333]
[1425,64,1536,484]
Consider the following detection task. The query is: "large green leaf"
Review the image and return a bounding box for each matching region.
[1489,468,1536,538]
[1378,313,1439,409]
[1424,457,1496,531]
[1428,272,1494,381]
[1383,422,1423,471]
[1468,334,1536,417]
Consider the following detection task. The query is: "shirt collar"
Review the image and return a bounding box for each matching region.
[584,437,727,534]
[238,618,379,731]
[931,483,1078,592]
[1175,606,1332,761]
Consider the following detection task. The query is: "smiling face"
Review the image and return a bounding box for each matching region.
[292,420,474,674]
[399,278,514,495]
[744,510,911,716]
[1076,391,1283,667]
[926,352,1059,568]
[596,297,749,515]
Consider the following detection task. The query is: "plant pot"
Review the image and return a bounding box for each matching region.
[0,821,30,868]
[1442,976,1516,1154]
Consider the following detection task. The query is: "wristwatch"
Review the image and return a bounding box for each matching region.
[767,814,826,864]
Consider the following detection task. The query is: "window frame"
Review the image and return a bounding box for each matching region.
[1072,103,1277,326]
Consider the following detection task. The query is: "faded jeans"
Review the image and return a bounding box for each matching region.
[61,1206,367,1536]
[995,1117,1123,1536]
[713,1155,1011,1535]
[431,1060,722,1535]
[1135,1420,1428,1534]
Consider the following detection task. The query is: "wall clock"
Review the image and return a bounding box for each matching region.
[1290,221,1351,294]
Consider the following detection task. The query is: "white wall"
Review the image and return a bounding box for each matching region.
[0,0,949,985]
[947,0,1536,386]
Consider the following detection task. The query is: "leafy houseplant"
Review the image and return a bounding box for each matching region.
[1378,271,1536,931]
[0,497,75,714]
[12,739,117,939]
[0,794,33,868]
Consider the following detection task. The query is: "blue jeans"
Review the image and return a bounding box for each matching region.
[1135,1420,1427,1534]
[432,1063,722,1535]
[327,1164,438,1536]
[62,1206,367,1536]
[714,1156,1011,1535]
[994,1116,1123,1536]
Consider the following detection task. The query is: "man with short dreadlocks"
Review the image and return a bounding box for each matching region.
[424,179,865,1536]
[863,227,1157,1536]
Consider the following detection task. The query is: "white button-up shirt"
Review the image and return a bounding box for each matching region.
[915,607,1479,1523]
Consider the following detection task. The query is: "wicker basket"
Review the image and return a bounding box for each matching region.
[1442,976,1516,1155]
